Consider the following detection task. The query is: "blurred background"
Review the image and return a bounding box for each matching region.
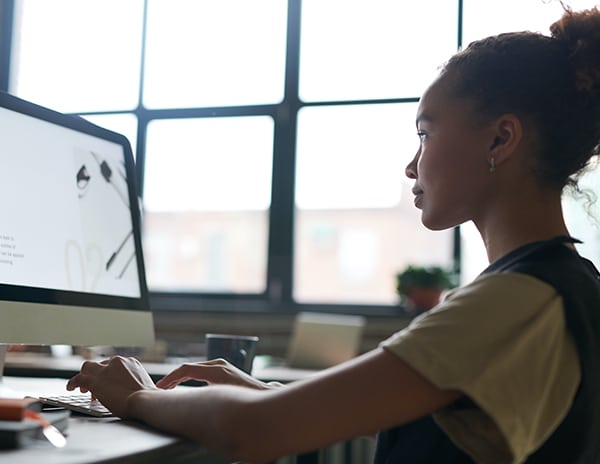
[1,0,598,357]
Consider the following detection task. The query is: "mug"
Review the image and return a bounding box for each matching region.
[205,333,259,374]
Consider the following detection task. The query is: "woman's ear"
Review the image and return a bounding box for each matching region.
[488,114,523,167]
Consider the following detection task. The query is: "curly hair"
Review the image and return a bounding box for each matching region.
[441,6,600,192]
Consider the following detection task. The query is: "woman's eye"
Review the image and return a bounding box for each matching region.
[417,131,428,141]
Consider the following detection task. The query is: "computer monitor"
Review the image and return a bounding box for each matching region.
[0,91,155,392]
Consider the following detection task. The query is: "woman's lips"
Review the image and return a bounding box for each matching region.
[412,187,423,207]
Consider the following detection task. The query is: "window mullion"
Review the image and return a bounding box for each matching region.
[135,0,150,196]
[0,0,15,92]
[266,0,302,306]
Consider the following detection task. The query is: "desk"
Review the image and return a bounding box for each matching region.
[4,352,321,384]
[3,355,371,464]
[0,377,230,464]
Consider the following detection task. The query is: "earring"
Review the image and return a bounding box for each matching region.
[489,157,496,173]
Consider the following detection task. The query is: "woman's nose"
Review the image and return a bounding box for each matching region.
[405,151,419,179]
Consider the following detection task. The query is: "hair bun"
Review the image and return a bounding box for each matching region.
[550,7,600,92]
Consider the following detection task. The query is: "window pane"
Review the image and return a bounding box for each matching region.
[294,104,454,304]
[143,116,274,292]
[299,0,458,102]
[296,104,414,209]
[82,114,139,157]
[460,221,487,285]
[143,0,287,109]
[564,164,600,269]
[10,0,143,113]
[462,0,598,45]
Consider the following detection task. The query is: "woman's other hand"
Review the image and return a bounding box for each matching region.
[156,358,283,390]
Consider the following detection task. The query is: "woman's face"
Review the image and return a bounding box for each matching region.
[406,74,496,230]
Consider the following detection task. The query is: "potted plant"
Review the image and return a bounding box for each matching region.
[396,265,456,315]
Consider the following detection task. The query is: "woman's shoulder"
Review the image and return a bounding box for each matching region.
[382,271,567,358]
[434,271,560,318]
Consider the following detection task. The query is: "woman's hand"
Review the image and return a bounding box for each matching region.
[66,356,159,418]
[156,358,283,390]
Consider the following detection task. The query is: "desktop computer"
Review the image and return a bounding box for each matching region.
[0,91,155,397]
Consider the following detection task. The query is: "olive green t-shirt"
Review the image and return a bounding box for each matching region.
[380,272,580,464]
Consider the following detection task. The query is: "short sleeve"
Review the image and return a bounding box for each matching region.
[380,273,581,464]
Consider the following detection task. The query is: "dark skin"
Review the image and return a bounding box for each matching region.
[70,350,460,463]
[68,70,571,463]
[407,73,571,261]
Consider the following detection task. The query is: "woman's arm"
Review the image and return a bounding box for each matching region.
[68,348,460,463]
[67,349,460,462]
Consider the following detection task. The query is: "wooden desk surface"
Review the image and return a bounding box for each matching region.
[0,377,230,464]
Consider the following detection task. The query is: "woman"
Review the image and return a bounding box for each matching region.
[68,6,600,463]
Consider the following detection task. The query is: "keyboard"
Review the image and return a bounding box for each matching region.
[37,394,113,417]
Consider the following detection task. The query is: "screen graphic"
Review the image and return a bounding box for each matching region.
[0,107,141,298]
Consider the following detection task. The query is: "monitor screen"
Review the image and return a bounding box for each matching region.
[0,91,154,347]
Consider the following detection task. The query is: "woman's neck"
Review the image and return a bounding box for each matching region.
[474,191,570,264]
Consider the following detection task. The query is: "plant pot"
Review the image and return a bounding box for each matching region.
[403,287,444,314]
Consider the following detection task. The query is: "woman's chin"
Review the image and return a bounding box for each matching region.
[421,212,459,231]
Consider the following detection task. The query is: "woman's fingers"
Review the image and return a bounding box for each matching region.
[156,359,272,391]
[156,363,205,388]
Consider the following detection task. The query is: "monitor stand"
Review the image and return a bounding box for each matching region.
[0,344,22,398]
